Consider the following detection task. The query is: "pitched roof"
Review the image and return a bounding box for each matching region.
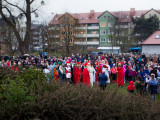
[98,10,117,18]
[143,8,160,16]
[141,31,160,45]
[49,9,160,25]
[49,12,102,25]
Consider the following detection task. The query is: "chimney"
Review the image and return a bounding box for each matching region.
[89,10,95,18]
[130,8,135,17]
[90,10,95,15]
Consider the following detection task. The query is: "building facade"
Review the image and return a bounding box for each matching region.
[141,31,160,54]
[49,8,160,50]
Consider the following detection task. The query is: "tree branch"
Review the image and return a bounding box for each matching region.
[4,0,27,16]
[30,0,35,4]
[0,6,15,26]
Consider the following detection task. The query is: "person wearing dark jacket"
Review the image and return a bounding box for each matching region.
[148,74,158,103]
[98,70,108,91]
[149,66,157,78]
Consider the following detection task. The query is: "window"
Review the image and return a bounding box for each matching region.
[86,17,88,20]
[69,24,72,28]
[108,16,111,19]
[104,16,106,18]
[69,39,73,43]
[70,31,72,35]
[155,35,160,39]
[61,24,65,28]
[95,17,98,19]
[92,31,98,34]
[81,17,84,20]
[61,39,65,43]
[101,38,106,42]
[62,31,66,35]
[100,30,106,35]
[108,22,112,27]
[149,14,152,17]
[91,24,98,27]
[154,14,157,17]
[108,38,111,42]
[108,30,113,34]
[100,22,106,27]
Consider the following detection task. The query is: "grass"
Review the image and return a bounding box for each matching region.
[104,82,160,104]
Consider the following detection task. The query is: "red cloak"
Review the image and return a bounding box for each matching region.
[117,66,123,86]
[82,68,90,86]
[73,66,77,83]
[95,66,102,82]
[73,67,82,84]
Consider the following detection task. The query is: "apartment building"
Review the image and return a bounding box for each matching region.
[49,8,160,48]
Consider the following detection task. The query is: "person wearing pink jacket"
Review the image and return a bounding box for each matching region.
[123,65,126,83]
[111,64,117,82]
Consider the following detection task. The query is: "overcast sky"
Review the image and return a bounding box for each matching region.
[38,0,160,23]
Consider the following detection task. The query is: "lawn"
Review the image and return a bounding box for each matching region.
[104,82,160,104]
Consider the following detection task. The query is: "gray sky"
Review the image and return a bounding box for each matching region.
[38,0,160,23]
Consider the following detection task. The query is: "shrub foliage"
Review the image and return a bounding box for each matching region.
[0,68,160,120]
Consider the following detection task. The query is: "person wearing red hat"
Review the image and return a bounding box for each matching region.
[73,62,77,84]
[117,63,123,87]
[95,62,102,84]
[73,62,82,84]
[65,62,71,83]
[6,60,10,67]
[82,62,90,86]
[127,81,135,93]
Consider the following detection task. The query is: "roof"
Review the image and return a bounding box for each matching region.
[141,31,160,45]
[50,9,160,25]
[98,10,117,18]
[50,12,102,25]
[143,8,160,16]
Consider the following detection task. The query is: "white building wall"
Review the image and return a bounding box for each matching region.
[142,45,160,54]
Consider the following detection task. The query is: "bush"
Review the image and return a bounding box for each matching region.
[0,68,160,119]
[0,83,159,120]
[0,77,35,119]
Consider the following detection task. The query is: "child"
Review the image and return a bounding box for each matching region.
[135,75,145,95]
[127,81,135,93]
[111,64,117,82]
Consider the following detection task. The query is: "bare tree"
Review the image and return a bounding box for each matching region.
[48,24,60,53]
[55,13,82,56]
[0,0,44,55]
[108,12,134,53]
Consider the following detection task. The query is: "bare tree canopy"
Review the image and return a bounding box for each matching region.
[0,0,44,54]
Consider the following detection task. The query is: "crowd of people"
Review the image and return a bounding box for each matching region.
[0,53,160,102]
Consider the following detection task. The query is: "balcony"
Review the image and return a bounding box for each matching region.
[50,35,59,38]
[75,27,86,30]
[87,26,99,29]
[87,34,99,38]
[48,27,60,30]
[74,42,86,45]
[74,41,99,45]
[75,34,86,38]
[87,42,99,45]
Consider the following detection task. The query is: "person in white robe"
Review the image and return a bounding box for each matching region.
[102,60,110,83]
[88,62,96,87]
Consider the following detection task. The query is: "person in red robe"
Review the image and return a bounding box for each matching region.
[73,62,82,84]
[117,63,123,87]
[11,62,18,72]
[95,62,102,82]
[82,62,90,86]
[73,63,77,84]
